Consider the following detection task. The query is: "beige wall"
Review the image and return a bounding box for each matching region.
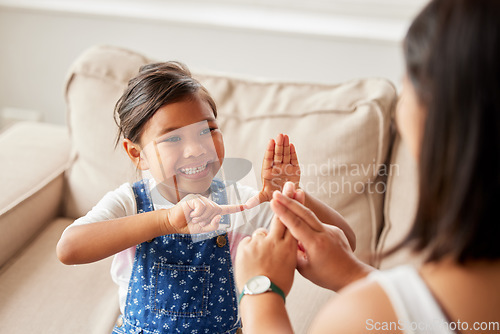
[0,3,408,125]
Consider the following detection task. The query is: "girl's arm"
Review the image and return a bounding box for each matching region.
[57,195,242,265]
[57,210,167,265]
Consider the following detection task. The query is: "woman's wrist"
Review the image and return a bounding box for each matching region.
[239,292,292,333]
[341,259,375,290]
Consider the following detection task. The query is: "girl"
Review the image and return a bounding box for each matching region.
[235,0,500,333]
[57,61,355,334]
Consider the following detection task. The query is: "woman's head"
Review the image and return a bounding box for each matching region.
[399,0,500,263]
[115,62,224,201]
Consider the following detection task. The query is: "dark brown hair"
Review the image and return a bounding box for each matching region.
[114,61,217,146]
[402,0,500,263]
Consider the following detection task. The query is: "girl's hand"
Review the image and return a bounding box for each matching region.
[246,134,301,209]
[270,190,374,291]
[165,195,244,234]
[235,213,297,297]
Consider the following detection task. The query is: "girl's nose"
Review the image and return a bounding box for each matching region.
[183,139,207,158]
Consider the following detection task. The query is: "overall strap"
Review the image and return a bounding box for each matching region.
[210,178,229,225]
[132,179,154,214]
[132,178,229,214]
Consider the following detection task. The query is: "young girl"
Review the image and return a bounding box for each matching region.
[57,61,355,334]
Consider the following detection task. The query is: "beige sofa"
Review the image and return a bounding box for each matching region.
[0,45,419,334]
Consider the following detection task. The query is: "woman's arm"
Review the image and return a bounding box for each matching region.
[303,191,356,251]
[239,293,292,334]
[235,214,297,333]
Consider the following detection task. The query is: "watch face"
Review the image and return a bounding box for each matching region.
[246,275,271,294]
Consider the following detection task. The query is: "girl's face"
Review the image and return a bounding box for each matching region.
[396,75,426,161]
[137,95,224,202]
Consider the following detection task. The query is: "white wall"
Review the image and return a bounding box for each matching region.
[0,1,415,125]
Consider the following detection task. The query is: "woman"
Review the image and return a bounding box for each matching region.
[234,0,500,333]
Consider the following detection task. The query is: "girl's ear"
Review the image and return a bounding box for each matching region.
[123,139,149,170]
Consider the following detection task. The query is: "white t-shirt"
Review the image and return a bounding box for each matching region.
[64,181,273,314]
[368,265,455,334]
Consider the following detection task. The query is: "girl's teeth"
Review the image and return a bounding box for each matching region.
[180,163,208,175]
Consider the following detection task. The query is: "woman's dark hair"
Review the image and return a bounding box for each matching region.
[402,0,500,263]
[114,61,217,146]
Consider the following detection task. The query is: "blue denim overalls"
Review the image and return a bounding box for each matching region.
[113,179,241,334]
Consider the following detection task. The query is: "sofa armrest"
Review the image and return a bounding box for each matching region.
[0,122,72,269]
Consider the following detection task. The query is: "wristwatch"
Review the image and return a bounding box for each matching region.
[238,275,286,304]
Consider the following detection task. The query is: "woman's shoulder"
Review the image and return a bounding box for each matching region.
[309,270,402,334]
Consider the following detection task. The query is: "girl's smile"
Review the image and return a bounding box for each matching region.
[177,160,214,179]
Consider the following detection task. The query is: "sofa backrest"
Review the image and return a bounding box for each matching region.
[64,45,400,266]
[377,134,422,268]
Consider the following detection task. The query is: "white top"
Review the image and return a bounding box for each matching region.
[368,265,455,334]
[64,181,273,314]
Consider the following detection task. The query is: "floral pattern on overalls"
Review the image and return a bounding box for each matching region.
[112,179,241,334]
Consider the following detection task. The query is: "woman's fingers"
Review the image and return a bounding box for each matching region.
[273,191,323,232]
[270,199,313,244]
[294,189,306,205]
[280,183,302,239]
[271,196,323,247]
[268,215,287,239]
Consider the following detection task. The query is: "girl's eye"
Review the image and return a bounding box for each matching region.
[161,135,181,143]
[200,127,216,135]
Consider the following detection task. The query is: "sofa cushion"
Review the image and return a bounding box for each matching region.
[197,73,396,264]
[375,134,423,269]
[63,46,150,218]
[62,45,398,333]
[0,122,71,268]
[0,218,119,334]
[64,45,397,267]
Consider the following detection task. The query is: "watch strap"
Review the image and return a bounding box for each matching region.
[269,281,286,303]
[238,278,286,304]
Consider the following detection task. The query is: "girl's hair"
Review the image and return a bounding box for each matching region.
[401,0,500,263]
[114,61,217,146]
